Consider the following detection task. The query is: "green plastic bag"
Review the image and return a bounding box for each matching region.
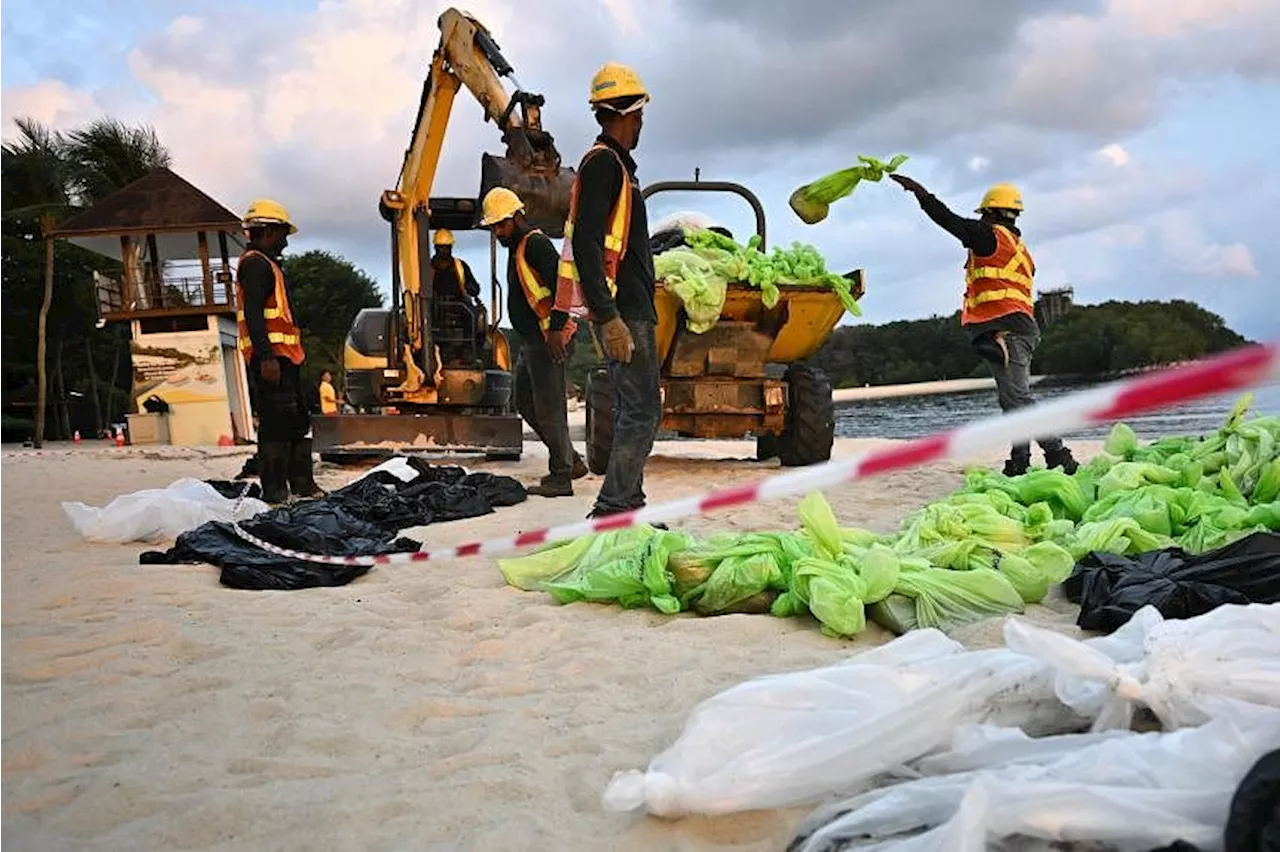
[997,541,1075,603]
[541,528,692,614]
[789,154,909,224]
[653,248,728,334]
[891,561,1025,633]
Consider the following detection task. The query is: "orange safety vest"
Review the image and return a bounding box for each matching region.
[553,143,633,321]
[235,249,304,365]
[516,229,578,338]
[961,224,1036,326]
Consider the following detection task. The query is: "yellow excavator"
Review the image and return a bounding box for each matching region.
[313,8,575,460]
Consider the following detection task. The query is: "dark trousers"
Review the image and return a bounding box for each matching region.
[595,319,661,513]
[975,330,1066,461]
[515,339,575,484]
[249,355,310,442]
[249,355,316,501]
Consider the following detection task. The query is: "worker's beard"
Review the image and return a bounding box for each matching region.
[496,232,516,248]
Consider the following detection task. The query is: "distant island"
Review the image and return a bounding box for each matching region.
[811,297,1249,389]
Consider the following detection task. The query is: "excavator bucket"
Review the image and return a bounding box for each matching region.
[480,152,575,238]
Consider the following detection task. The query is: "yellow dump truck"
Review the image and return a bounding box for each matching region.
[584,180,860,471]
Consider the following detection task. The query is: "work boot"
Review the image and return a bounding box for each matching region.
[1044,446,1080,475]
[1002,444,1032,477]
[259,441,291,506]
[287,438,325,500]
[572,453,588,480]
[527,476,573,498]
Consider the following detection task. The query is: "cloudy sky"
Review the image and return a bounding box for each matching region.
[3,0,1278,339]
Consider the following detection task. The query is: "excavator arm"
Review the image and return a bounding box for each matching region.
[380,8,574,392]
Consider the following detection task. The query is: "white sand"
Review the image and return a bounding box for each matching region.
[2,438,1099,851]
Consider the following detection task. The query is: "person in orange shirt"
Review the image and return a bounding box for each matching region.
[318,370,339,416]
[890,175,1077,476]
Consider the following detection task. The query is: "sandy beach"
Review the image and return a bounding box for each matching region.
[2,437,1099,851]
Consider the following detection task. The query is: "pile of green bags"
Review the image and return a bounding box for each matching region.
[497,395,1280,639]
[653,228,863,330]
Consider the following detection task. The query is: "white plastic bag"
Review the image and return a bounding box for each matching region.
[1005,603,1280,731]
[63,478,270,543]
[601,629,1088,818]
[789,709,1280,852]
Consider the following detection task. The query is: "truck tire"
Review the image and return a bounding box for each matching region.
[778,364,834,467]
[585,367,614,475]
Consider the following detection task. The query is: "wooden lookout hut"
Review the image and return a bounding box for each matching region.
[39,169,256,447]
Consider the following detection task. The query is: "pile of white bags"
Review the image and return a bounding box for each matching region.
[603,604,1280,850]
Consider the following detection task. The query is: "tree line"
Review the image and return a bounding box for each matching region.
[810,299,1250,389]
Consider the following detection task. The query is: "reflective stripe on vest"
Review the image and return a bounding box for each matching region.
[453,258,467,296]
[515,229,554,331]
[553,143,633,319]
[961,225,1035,326]
[235,249,305,365]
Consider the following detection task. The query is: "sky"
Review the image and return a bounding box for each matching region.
[3,0,1279,340]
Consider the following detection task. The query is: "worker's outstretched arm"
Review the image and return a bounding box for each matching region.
[239,255,275,358]
[890,175,996,256]
[570,151,624,324]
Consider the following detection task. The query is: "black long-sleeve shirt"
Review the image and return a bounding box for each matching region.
[564,133,656,326]
[506,225,560,338]
[914,191,1040,340]
[238,246,287,359]
[432,255,480,300]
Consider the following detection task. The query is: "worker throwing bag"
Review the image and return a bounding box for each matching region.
[235,198,323,505]
[481,186,587,497]
[890,176,1078,476]
[550,62,659,518]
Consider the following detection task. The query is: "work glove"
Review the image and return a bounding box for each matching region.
[259,357,282,385]
[889,174,926,195]
[545,327,569,364]
[600,316,635,364]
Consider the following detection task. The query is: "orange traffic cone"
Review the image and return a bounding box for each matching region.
[73,430,82,444]
[115,427,126,448]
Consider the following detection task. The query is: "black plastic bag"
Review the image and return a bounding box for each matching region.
[1225,749,1280,852]
[141,502,417,590]
[1063,532,1280,633]
[143,456,526,590]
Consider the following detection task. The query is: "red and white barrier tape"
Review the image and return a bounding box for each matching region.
[232,341,1280,567]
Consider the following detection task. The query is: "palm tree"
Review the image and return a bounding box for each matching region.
[62,117,171,205]
[1,117,72,224]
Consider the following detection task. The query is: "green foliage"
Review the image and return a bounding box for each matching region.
[812,300,1249,388]
[281,250,384,389]
[1034,300,1247,375]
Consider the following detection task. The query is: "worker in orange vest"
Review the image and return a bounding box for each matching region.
[890,176,1078,476]
[482,186,588,497]
[550,62,660,518]
[235,198,323,504]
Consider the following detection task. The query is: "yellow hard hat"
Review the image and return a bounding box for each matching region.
[589,62,650,107]
[479,187,525,226]
[433,228,454,247]
[242,198,298,234]
[975,183,1024,213]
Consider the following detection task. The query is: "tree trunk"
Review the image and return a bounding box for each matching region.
[87,334,103,432]
[55,334,71,440]
[108,326,125,426]
[35,225,55,448]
